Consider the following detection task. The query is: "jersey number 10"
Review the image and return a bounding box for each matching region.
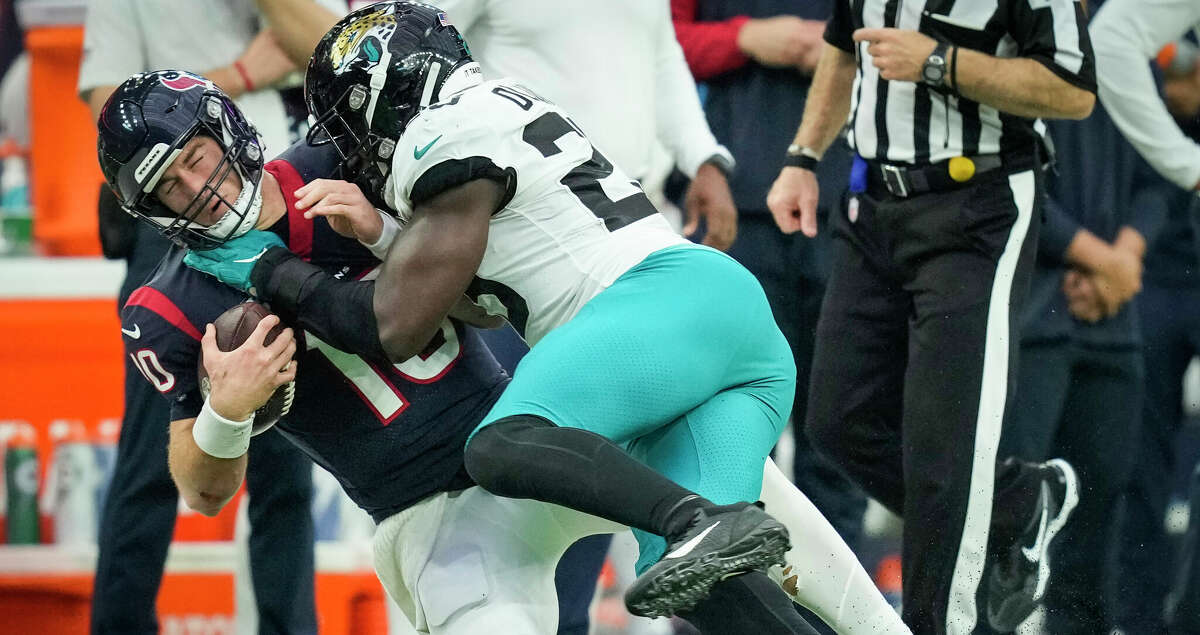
[307,319,462,424]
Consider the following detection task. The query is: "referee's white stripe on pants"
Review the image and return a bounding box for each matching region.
[945,170,1036,635]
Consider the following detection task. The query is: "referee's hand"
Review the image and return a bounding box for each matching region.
[852,27,937,83]
[767,167,820,237]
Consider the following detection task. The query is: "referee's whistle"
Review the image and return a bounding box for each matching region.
[948,156,975,182]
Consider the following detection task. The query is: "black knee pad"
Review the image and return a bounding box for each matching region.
[463,415,554,493]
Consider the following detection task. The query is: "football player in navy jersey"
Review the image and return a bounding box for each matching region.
[99,70,627,634]
[98,70,896,635]
[179,4,910,632]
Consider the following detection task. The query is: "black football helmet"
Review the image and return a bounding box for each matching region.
[305,1,477,200]
[97,70,266,250]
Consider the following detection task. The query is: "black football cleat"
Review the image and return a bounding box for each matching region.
[624,501,791,618]
[986,458,1079,632]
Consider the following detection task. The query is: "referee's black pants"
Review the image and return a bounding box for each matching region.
[806,165,1045,635]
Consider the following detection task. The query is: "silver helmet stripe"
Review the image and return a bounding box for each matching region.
[364,49,393,126]
[137,144,183,193]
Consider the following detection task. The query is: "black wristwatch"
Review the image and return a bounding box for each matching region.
[784,144,820,171]
[921,41,950,88]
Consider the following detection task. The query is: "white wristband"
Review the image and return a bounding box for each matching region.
[192,397,253,459]
[363,209,402,260]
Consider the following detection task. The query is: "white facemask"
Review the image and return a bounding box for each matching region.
[204,168,264,242]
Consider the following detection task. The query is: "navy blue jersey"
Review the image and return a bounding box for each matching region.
[122,141,510,522]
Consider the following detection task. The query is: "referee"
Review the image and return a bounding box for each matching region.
[767,1,1095,634]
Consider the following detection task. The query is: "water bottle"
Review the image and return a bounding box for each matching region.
[0,141,32,255]
[0,422,10,537]
[41,419,99,544]
[92,418,120,517]
[5,422,40,544]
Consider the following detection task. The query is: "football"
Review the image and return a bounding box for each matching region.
[197,301,296,436]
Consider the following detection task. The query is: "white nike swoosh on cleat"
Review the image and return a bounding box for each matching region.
[664,522,720,559]
[233,247,269,264]
[1021,487,1051,563]
[121,324,141,339]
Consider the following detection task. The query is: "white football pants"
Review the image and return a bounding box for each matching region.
[372,458,909,634]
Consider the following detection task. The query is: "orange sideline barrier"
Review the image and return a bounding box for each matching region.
[0,296,390,631]
[0,569,386,634]
[0,298,124,474]
[0,573,92,633]
[0,297,239,541]
[25,26,104,256]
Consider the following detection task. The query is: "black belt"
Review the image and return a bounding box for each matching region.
[866,154,1008,199]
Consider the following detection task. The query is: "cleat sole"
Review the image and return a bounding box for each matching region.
[625,520,790,618]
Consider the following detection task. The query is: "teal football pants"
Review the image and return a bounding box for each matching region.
[476,244,796,569]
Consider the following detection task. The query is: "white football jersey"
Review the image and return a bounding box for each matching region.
[386,79,689,344]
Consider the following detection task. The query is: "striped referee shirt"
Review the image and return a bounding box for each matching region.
[826,0,1096,165]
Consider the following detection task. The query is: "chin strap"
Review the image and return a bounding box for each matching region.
[204,168,264,242]
[419,61,443,108]
[364,49,393,127]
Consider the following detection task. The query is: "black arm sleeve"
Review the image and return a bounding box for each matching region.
[250,247,392,363]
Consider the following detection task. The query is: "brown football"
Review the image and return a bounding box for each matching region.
[197,302,296,435]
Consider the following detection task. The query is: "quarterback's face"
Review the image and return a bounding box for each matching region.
[153,135,243,226]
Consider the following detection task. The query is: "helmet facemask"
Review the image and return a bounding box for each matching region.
[307,83,398,208]
[123,92,265,250]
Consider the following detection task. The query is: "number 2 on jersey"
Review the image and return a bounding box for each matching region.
[519,110,657,231]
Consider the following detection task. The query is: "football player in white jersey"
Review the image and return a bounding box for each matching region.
[183,4,908,630]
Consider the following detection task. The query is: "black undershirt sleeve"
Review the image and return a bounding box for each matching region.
[824,0,856,53]
[250,247,392,363]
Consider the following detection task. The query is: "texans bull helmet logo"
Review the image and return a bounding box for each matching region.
[157,70,212,93]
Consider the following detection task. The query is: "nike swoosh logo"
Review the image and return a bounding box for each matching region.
[1021,487,1051,563]
[413,135,443,159]
[665,521,720,559]
[121,324,141,339]
[233,247,269,264]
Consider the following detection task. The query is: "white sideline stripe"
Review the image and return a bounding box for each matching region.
[0,257,125,298]
[945,170,1036,635]
[0,541,375,573]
